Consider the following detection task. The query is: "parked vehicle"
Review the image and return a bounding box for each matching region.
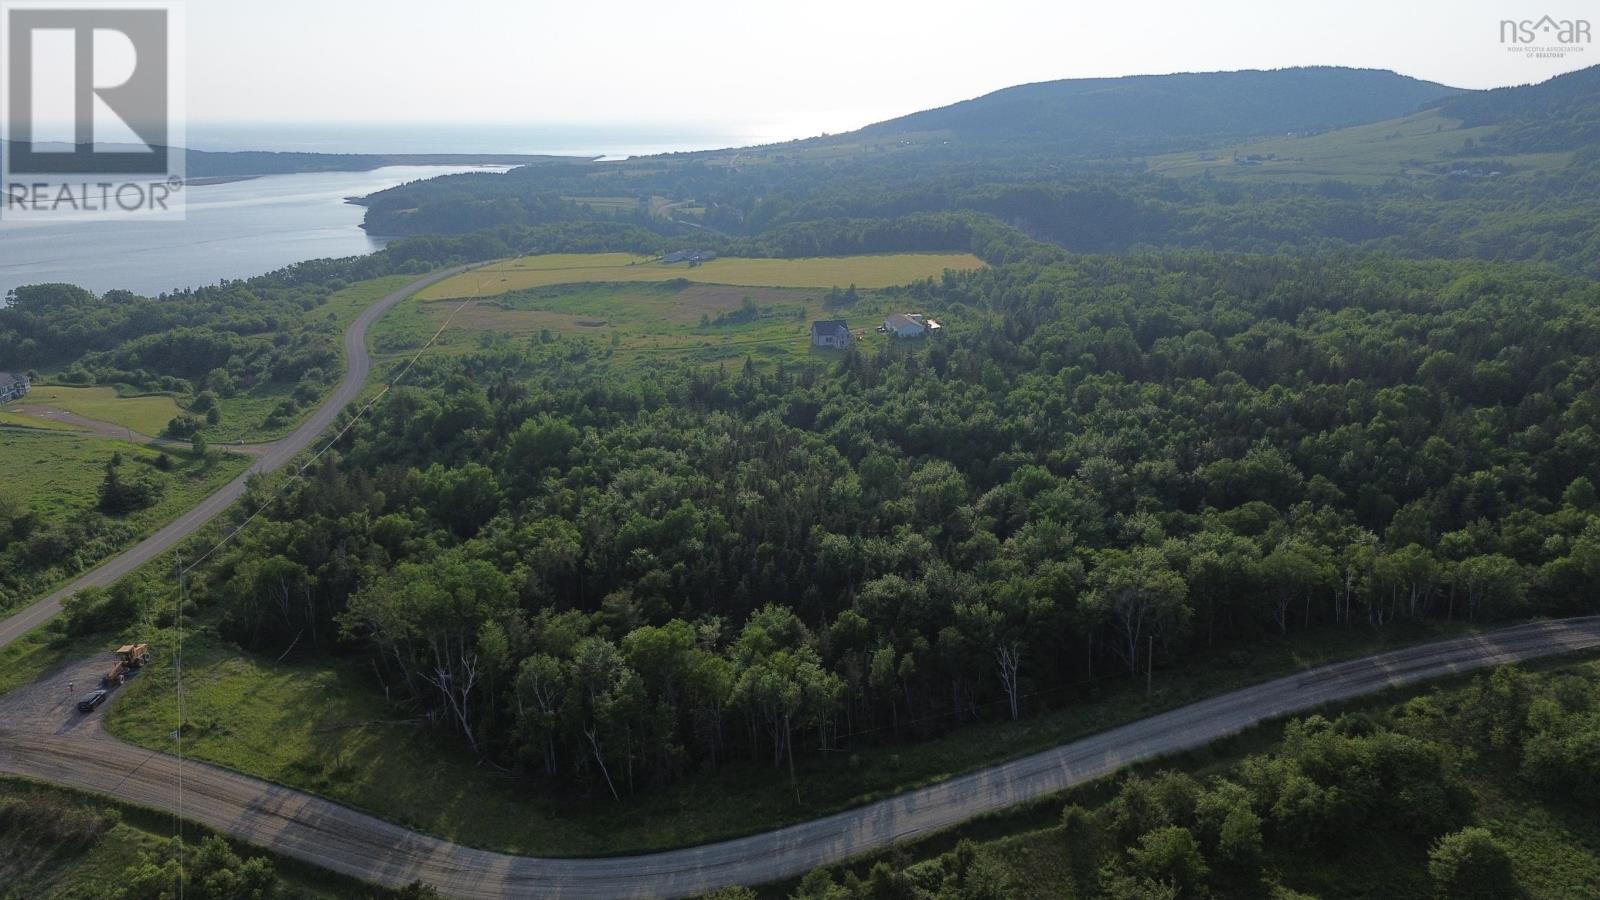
[76,689,108,713]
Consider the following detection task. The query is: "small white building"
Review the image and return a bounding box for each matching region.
[883,313,942,338]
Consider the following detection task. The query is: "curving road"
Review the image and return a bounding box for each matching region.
[2,617,1597,898]
[0,265,473,651]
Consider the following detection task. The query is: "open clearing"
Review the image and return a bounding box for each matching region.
[378,280,917,366]
[0,430,244,527]
[13,385,182,437]
[0,429,250,612]
[417,252,985,300]
[1146,108,1573,184]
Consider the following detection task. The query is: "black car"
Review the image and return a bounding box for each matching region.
[76,689,108,713]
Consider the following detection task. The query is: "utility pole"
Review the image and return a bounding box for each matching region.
[1146,634,1154,697]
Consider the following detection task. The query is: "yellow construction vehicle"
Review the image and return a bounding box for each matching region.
[102,643,150,686]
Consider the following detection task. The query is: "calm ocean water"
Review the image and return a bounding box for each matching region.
[0,123,788,300]
[0,166,508,298]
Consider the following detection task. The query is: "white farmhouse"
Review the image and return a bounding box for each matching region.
[0,372,29,404]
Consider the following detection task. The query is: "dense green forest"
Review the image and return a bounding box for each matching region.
[64,247,1596,802]
[788,663,1600,899]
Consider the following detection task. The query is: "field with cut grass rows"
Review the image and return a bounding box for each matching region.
[418,252,985,300]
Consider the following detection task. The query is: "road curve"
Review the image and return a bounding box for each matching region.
[3,617,1597,898]
[0,265,473,652]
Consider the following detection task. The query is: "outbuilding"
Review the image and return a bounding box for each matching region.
[883,313,927,338]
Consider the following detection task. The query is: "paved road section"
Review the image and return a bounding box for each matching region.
[0,265,471,652]
[3,617,1596,898]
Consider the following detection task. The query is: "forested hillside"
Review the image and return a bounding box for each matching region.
[1442,64,1600,152]
[853,67,1460,152]
[356,67,1600,282]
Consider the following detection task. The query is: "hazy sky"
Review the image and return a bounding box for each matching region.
[93,0,1600,145]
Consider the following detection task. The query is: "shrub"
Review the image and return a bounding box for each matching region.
[1428,827,1517,900]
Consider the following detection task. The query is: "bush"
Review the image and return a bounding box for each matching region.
[99,459,163,515]
[1428,827,1518,899]
[1519,715,1600,804]
[1125,826,1208,896]
[164,414,201,439]
[59,582,146,636]
[1214,804,1263,878]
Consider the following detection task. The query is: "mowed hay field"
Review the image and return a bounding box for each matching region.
[379,280,899,366]
[418,252,986,300]
[15,385,183,436]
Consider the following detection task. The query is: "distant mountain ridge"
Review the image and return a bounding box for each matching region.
[848,66,1465,154]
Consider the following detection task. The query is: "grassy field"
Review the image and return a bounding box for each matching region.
[814,657,1600,900]
[104,619,1485,857]
[1146,108,1573,185]
[565,195,642,213]
[13,385,183,436]
[417,252,985,300]
[0,430,250,612]
[375,279,910,367]
[1,430,245,527]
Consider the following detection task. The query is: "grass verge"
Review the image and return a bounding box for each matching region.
[105,619,1485,858]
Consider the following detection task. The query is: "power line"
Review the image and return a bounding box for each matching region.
[173,294,475,580]
[160,280,479,895]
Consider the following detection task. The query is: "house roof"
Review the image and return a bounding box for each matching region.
[0,372,23,391]
[811,319,850,338]
[884,313,925,330]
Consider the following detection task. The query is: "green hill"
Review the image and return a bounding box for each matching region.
[1142,65,1600,183]
[849,66,1464,154]
[1441,63,1600,152]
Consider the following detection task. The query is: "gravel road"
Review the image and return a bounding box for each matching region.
[2,617,1595,898]
[0,264,472,652]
